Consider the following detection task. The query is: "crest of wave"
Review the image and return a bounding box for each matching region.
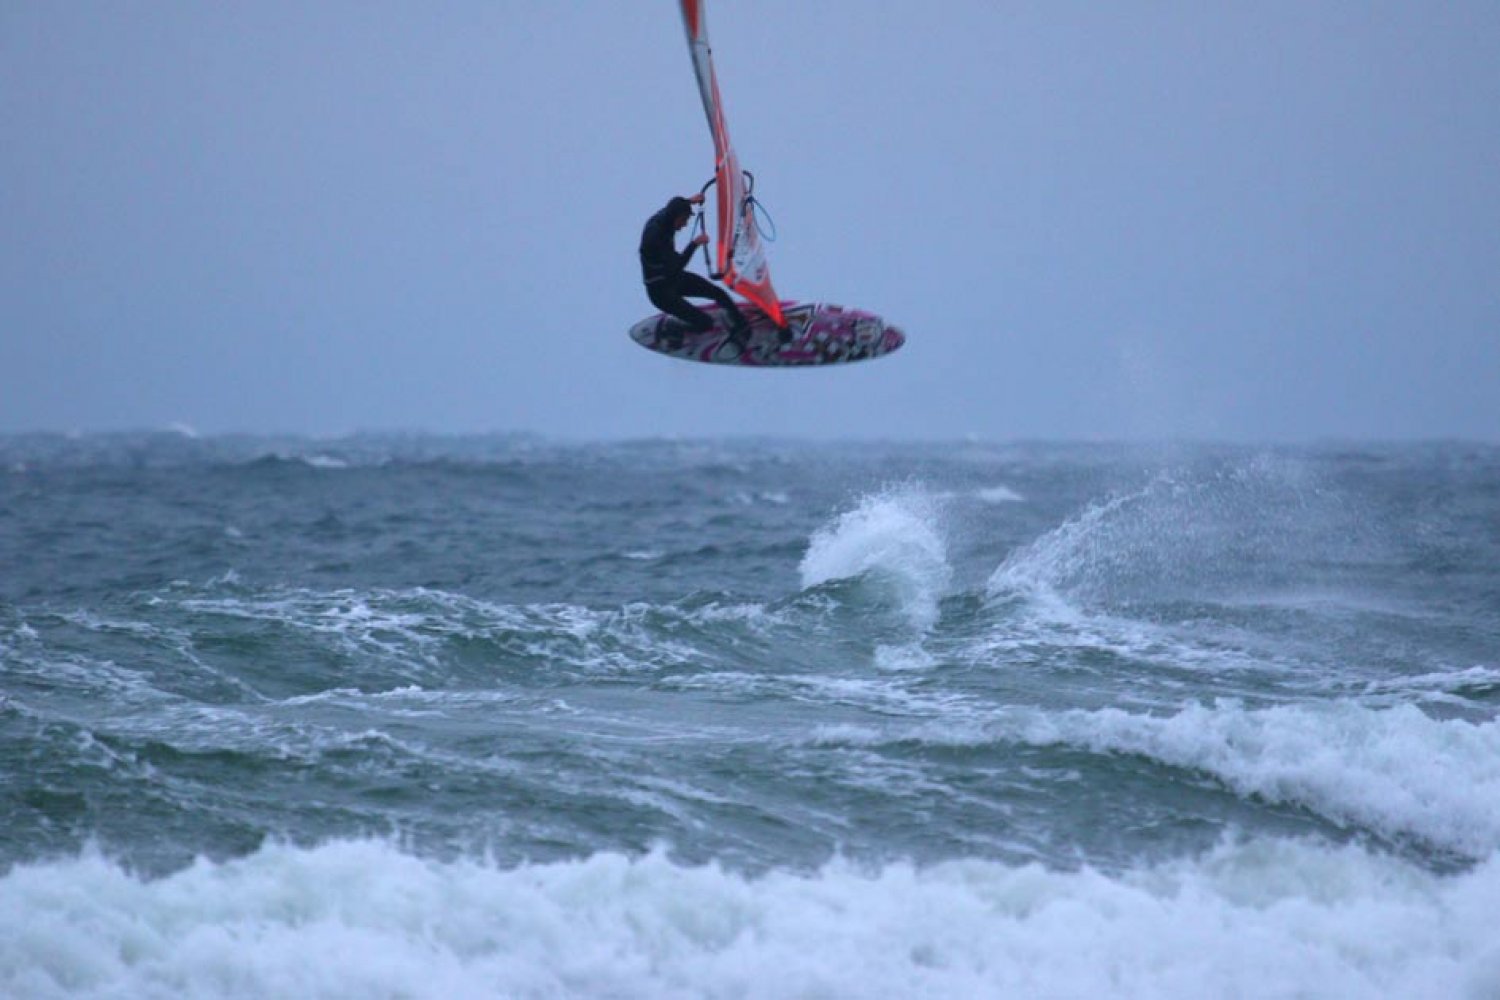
[799,487,951,631]
[1019,700,1500,860]
[987,455,1362,610]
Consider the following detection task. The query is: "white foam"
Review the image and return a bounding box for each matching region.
[1,839,1495,999]
[1015,701,1500,859]
[799,487,952,631]
[873,642,937,672]
[977,484,1024,504]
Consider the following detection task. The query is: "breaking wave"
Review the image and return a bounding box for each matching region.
[1,838,1495,1000]
[799,487,952,631]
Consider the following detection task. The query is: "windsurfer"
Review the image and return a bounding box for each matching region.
[640,193,751,341]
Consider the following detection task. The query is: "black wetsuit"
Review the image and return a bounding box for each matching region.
[639,199,746,333]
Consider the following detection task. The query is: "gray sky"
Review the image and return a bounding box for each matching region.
[3,1,1497,441]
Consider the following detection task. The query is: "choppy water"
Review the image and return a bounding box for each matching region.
[3,433,1498,998]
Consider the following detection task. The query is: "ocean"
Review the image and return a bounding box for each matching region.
[2,432,1497,998]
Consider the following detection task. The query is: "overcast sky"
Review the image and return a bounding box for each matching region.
[3,2,1497,441]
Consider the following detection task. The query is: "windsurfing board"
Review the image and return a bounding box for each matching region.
[630,301,904,367]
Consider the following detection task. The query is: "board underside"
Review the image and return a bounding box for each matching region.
[629,302,904,367]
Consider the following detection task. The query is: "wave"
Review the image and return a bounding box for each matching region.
[976,484,1024,504]
[814,700,1500,861]
[162,586,787,688]
[1362,666,1500,703]
[987,455,1376,611]
[1027,701,1500,860]
[799,487,952,631]
[1,838,1494,999]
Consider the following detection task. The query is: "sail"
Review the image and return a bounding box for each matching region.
[679,0,785,327]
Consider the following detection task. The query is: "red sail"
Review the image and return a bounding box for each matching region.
[678,1,785,327]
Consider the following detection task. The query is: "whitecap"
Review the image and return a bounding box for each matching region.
[800,487,952,631]
[1013,700,1500,859]
[0,838,1494,999]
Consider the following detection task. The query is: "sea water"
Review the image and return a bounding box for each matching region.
[2,433,1497,998]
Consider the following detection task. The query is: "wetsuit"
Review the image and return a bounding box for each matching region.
[639,198,747,334]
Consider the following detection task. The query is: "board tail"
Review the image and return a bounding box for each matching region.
[679,0,785,328]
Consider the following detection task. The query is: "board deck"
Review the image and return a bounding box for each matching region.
[629,302,904,367]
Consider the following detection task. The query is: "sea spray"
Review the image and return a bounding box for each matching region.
[799,487,952,631]
[987,455,1364,610]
